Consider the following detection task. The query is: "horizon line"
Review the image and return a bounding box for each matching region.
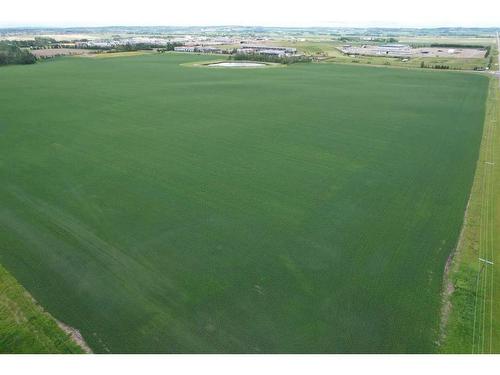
[1,24,500,30]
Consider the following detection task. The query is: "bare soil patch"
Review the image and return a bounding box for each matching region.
[32,49,97,58]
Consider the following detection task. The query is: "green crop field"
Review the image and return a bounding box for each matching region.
[0,54,489,353]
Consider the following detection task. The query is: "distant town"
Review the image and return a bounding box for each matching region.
[1,26,498,69]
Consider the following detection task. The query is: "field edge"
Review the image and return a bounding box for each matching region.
[0,263,90,354]
[439,75,500,353]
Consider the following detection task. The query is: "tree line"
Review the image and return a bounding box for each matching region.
[420,61,450,69]
[0,43,36,66]
[6,37,58,49]
[429,43,487,49]
[230,53,312,64]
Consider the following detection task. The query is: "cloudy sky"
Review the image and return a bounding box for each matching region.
[1,0,499,28]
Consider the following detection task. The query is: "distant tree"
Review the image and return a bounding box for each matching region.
[484,45,491,58]
[433,64,450,70]
[166,42,183,51]
[19,50,36,64]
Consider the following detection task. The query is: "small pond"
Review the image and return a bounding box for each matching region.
[207,62,268,68]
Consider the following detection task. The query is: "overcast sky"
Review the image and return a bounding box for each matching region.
[1,0,499,28]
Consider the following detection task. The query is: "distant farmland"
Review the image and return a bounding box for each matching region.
[0,54,488,353]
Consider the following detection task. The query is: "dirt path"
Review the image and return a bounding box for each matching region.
[56,320,93,354]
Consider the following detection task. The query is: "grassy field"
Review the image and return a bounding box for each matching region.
[441,77,500,353]
[0,54,489,353]
[323,54,489,70]
[0,264,84,353]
